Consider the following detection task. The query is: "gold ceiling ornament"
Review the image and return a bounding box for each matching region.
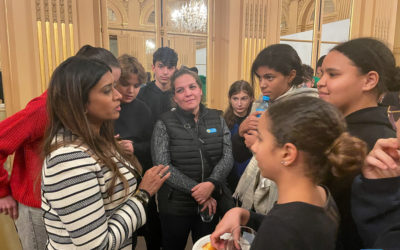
[60,0,65,23]
[35,0,41,21]
[44,0,50,21]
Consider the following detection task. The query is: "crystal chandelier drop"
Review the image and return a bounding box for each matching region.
[171,0,207,33]
[145,39,155,54]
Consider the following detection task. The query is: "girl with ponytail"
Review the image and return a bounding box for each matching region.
[317,37,400,150]
[317,37,400,249]
[210,96,366,250]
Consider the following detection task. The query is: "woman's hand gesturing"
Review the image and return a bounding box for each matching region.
[138,165,170,196]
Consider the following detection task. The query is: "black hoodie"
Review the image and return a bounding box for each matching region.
[137,80,173,121]
[326,106,395,250]
[114,99,154,172]
[346,106,395,151]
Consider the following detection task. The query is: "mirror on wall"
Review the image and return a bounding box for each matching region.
[280,0,316,65]
[107,0,157,79]
[280,0,352,68]
[320,0,352,56]
[106,0,208,100]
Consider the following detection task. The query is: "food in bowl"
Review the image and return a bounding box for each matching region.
[202,242,216,250]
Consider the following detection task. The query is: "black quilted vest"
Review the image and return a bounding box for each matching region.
[158,105,224,215]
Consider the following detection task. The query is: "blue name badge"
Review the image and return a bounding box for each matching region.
[206,128,217,133]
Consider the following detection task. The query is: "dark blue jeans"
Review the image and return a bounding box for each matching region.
[159,212,218,250]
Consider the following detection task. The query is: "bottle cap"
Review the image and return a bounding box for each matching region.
[262,96,270,101]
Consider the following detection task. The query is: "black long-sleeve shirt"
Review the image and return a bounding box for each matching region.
[352,175,400,248]
[114,99,153,171]
[324,106,396,250]
[137,81,173,121]
[247,188,338,250]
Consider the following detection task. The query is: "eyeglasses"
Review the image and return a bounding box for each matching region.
[387,106,400,130]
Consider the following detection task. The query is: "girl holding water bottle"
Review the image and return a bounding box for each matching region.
[233,44,318,214]
[211,96,367,250]
[238,44,318,143]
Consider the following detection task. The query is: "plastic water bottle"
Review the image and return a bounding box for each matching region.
[255,96,270,117]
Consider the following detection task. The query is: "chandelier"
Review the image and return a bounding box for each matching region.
[171,0,207,33]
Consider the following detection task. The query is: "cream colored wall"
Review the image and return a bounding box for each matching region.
[76,0,105,47]
[0,1,106,248]
[351,0,400,65]
[0,0,42,117]
[351,0,399,48]
[0,0,106,117]
[208,0,281,109]
[207,0,242,110]
[394,1,400,65]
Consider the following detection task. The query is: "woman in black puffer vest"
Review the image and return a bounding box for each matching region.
[151,67,233,250]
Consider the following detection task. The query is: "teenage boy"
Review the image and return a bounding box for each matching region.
[137,47,178,120]
[135,47,177,250]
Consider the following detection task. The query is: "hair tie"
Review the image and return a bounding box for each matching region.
[325,144,335,156]
[325,132,347,156]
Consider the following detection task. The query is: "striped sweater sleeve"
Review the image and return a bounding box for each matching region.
[41,146,146,249]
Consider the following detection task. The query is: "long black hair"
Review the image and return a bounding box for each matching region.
[251,44,304,87]
[44,56,141,199]
[332,38,400,97]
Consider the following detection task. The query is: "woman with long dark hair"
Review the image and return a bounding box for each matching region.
[41,56,169,249]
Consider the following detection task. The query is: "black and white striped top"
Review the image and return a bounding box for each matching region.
[41,145,146,249]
